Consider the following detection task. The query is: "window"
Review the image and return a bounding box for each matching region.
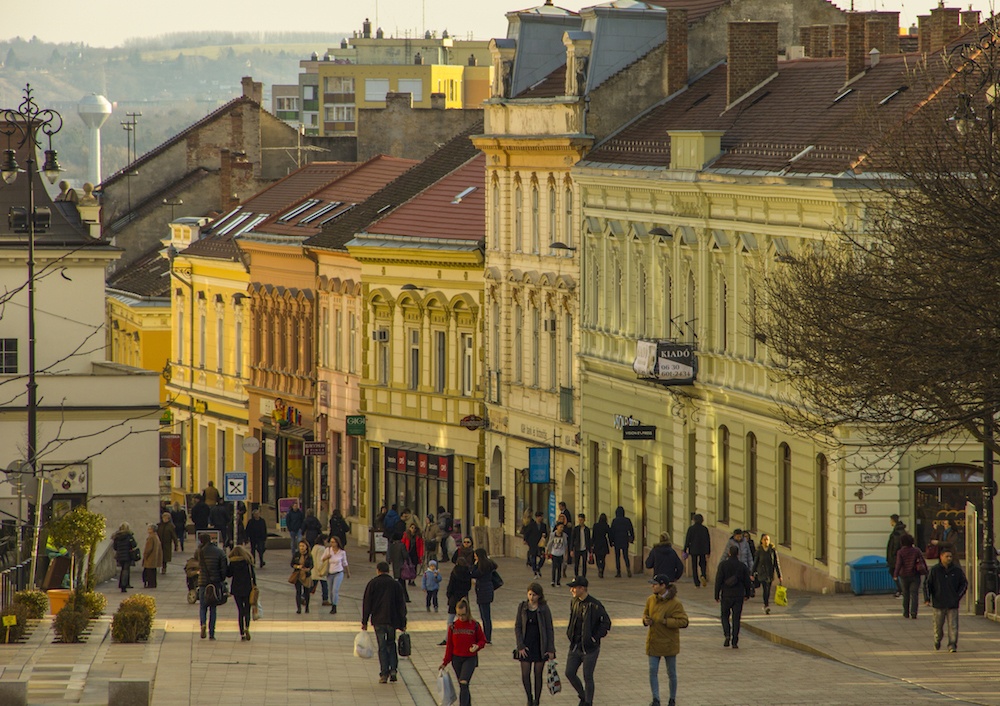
[461,334,474,396]
[325,105,355,122]
[199,311,206,368]
[491,302,500,373]
[409,329,420,390]
[491,182,500,250]
[234,433,245,472]
[303,85,317,100]
[377,329,389,385]
[321,308,330,367]
[325,76,354,93]
[817,454,829,562]
[779,443,792,546]
[0,338,16,373]
[397,78,423,102]
[564,187,573,248]
[548,184,557,246]
[216,313,224,371]
[718,426,730,524]
[719,275,728,352]
[746,432,757,531]
[531,308,540,387]
[662,271,673,339]
[435,330,446,393]
[514,184,523,252]
[564,314,573,388]
[234,319,243,378]
[335,310,343,371]
[365,78,390,102]
[348,312,357,374]
[276,96,299,111]
[217,429,226,480]
[514,304,523,383]
[638,265,648,336]
[613,447,623,507]
[548,312,557,390]
[686,271,697,343]
[531,184,540,253]
[614,259,623,330]
[590,441,600,518]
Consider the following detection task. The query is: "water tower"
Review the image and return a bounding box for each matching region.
[77,94,112,186]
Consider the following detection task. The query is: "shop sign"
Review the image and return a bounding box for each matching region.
[460,414,485,430]
[633,341,698,385]
[159,433,181,467]
[304,441,327,456]
[528,447,551,484]
[418,453,428,475]
[347,415,366,436]
[623,425,657,440]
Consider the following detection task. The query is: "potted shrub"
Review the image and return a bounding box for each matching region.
[12,590,48,619]
[111,594,156,643]
[46,506,106,591]
[0,603,30,644]
[53,595,91,644]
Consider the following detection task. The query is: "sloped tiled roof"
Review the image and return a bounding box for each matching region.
[256,156,418,238]
[368,153,486,242]
[584,54,942,175]
[106,245,170,298]
[517,63,568,98]
[107,168,211,234]
[305,121,484,252]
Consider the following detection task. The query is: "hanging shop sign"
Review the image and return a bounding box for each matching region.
[633,341,698,385]
[528,447,551,484]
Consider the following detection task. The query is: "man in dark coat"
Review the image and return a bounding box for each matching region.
[245,507,268,568]
[683,513,711,587]
[714,545,753,648]
[887,514,908,598]
[610,506,635,577]
[191,496,211,532]
[170,502,188,551]
[522,511,548,579]
[924,548,968,652]
[570,513,593,578]
[362,561,408,683]
[565,576,612,706]
[285,500,305,552]
[302,507,323,547]
[210,502,230,547]
[645,532,685,584]
[196,532,228,640]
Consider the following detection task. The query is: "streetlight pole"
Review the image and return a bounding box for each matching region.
[1,84,64,588]
[978,412,999,614]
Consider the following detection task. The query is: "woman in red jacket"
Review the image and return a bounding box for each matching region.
[440,597,487,706]
[402,523,424,586]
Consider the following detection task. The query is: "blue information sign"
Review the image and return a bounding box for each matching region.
[224,471,248,501]
[549,491,557,531]
[528,447,551,484]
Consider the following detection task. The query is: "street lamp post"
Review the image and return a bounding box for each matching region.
[1,84,63,588]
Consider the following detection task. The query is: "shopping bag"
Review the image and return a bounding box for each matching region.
[775,585,788,607]
[252,596,264,621]
[438,668,458,706]
[354,630,376,659]
[546,660,562,695]
[401,560,417,581]
[397,631,412,657]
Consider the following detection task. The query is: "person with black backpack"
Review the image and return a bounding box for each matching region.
[714,545,752,648]
[197,532,228,640]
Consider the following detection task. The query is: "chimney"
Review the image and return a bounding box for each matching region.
[414,52,424,65]
[961,9,981,30]
[241,76,262,104]
[799,26,814,56]
[830,24,848,57]
[727,21,778,107]
[664,8,688,96]
[865,16,887,55]
[362,17,372,39]
[468,54,478,67]
[562,31,593,97]
[845,12,867,83]
[918,15,931,53]
[430,92,446,110]
[929,5,961,52]
[810,25,830,58]
[881,12,901,54]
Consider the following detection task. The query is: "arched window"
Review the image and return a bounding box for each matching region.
[491,181,500,250]
[816,454,829,562]
[548,183,557,247]
[779,442,792,546]
[514,303,523,383]
[531,183,540,253]
[514,182,523,252]
[718,274,728,352]
[718,426,730,524]
[531,306,540,387]
[746,432,757,531]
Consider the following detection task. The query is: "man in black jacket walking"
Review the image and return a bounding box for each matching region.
[683,513,711,587]
[196,533,228,640]
[522,511,548,579]
[565,576,611,706]
[362,561,408,683]
[570,514,592,578]
[714,545,752,648]
[610,506,635,577]
[924,548,968,652]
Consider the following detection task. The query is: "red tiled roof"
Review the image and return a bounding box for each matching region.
[369,154,485,242]
[585,54,946,175]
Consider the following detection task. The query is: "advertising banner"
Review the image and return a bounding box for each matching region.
[633,341,698,385]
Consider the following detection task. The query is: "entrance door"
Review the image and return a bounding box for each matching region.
[465,462,476,532]
[638,455,648,567]
[914,464,982,560]
[686,432,697,518]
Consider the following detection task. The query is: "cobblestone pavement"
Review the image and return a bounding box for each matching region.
[1,541,997,705]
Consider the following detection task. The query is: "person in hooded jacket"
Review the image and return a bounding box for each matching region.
[191,495,211,532]
[112,523,139,592]
[226,545,256,641]
[285,500,305,553]
[591,513,611,578]
[682,514,711,588]
[245,508,268,568]
[724,529,755,575]
[328,507,350,549]
[610,506,635,577]
[382,504,401,539]
[887,514,908,598]
[156,511,179,574]
[302,507,323,547]
[210,502,230,547]
[645,532,684,584]
[440,556,473,645]
[469,548,497,643]
[751,533,783,614]
[643,574,689,706]
[170,502,188,551]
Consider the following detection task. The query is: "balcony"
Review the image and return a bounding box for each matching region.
[559,385,574,423]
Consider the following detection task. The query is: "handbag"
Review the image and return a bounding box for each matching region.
[130,546,141,563]
[249,585,259,606]
[397,631,412,657]
[491,570,504,590]
[438,668,458,706]
[775,585,788,607]
[916,553,929,576]
[401,560,417,581]
[288,570,300,585]
[926,544,940,560]
[252,596,263,621]
[588,551,595,565]
[546,660,562,695]
[538,536,547,548]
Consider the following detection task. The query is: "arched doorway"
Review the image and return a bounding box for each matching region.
[563,468,577,519]
[914,464,982,559]
[490,447,503,529]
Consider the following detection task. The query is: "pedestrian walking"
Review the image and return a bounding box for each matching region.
[170,502,188,551]
[887,514,908,598]
[202,480,221,506]
[362,561,408,684]
[286,500,305,553]
[645,532,684,584]
[644,574,689,706]
[515,582,556,706]
[375,505,388,533]
[591,513,611,578]
[565,576,611,706]
[453,535,476,565]
[245,508,267,568]
[388,535,412,603]
[723,529,755,576]
[424,514,439,565]
[190,495,210,532]
[402,523,424,585]
[522,511,548,579]
[610,506,635,578]
[141,524,163,588]
[291,539,314,614]
[570,514,592,578]
[156,512,179,574]
[112,523,139,593]
[924,547,967,652]
[310,533,329,606]
[470,548,497,643]
[441,557,473,645]
[423,559,442,612]
[383,504,401,539]
[714,545,753,648]
[197,532,228,640]
[682,513,711,588]
[302,507,322,547]
[547,522,568,587]
[322,535,350,614]
[328,507,351,550]
[893,534,927,619]
[210,502,230,547]
[226,545,255,641]
[437,505,454,562]
[440,597,487,706]
[751,533,782,614]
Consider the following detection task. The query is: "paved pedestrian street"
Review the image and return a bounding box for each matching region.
[1,542,997,705]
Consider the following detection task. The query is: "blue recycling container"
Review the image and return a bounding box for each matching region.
[847,554,897,595]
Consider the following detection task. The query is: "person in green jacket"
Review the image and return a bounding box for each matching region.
[643,574,689,706]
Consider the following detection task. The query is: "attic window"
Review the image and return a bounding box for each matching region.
[216,212,253,236]
[832,88,853,104]
[746,91,770,109]
[686,93,710,110]
[879,86,909,106]
[376,204,392,215]
[300,202,342,224]
[233,214,267,236]
[278,199,321,222]
[320,203,354,224]
[452,187,477,204]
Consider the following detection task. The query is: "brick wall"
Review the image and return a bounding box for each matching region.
[830,24,847,57]
[810,25,830,58]
[664,8,688,96]
[846,12,867,83]
[865,17,887,57]
[727,21,778,106]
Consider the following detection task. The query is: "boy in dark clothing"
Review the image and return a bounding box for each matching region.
[683,513,711,587]
[924,549,968,652]
[714,545,753,648]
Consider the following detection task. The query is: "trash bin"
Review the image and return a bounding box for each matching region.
[846,555,896,595]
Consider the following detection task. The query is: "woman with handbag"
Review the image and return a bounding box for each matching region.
[322,535,350,614]
[893,534,928,619]
[402,523,424,586]
[751,533,782,615]
[514,582,555,706]
[227,545,256,641]
[311,534,330,605]
[290,539,314,614]
[112,523,139,593]
[388,535,412,602]
[470,548,497,643]
[441,597,487,706]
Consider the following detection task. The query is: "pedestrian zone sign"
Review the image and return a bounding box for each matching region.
[224,471,248,501]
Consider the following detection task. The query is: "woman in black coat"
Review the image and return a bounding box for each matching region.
[515,581,556,706]
[440,557,473,645]
[591,513,611,578]
[291,539,314,614]
[469,548,497,643]
[112,523,139,592]
[645,532,685,583]
[328,508,350,549]
[226,545,256,640]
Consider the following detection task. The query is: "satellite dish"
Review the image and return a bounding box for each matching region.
[29,479,54,507]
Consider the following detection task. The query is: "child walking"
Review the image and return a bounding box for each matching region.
[423,559,442,611]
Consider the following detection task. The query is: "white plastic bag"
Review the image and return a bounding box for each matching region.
[437,668,458,706]
[252,597,263,621]
[354,630,376,659]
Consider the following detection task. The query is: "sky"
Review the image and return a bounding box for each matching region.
[5,0,998,47]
